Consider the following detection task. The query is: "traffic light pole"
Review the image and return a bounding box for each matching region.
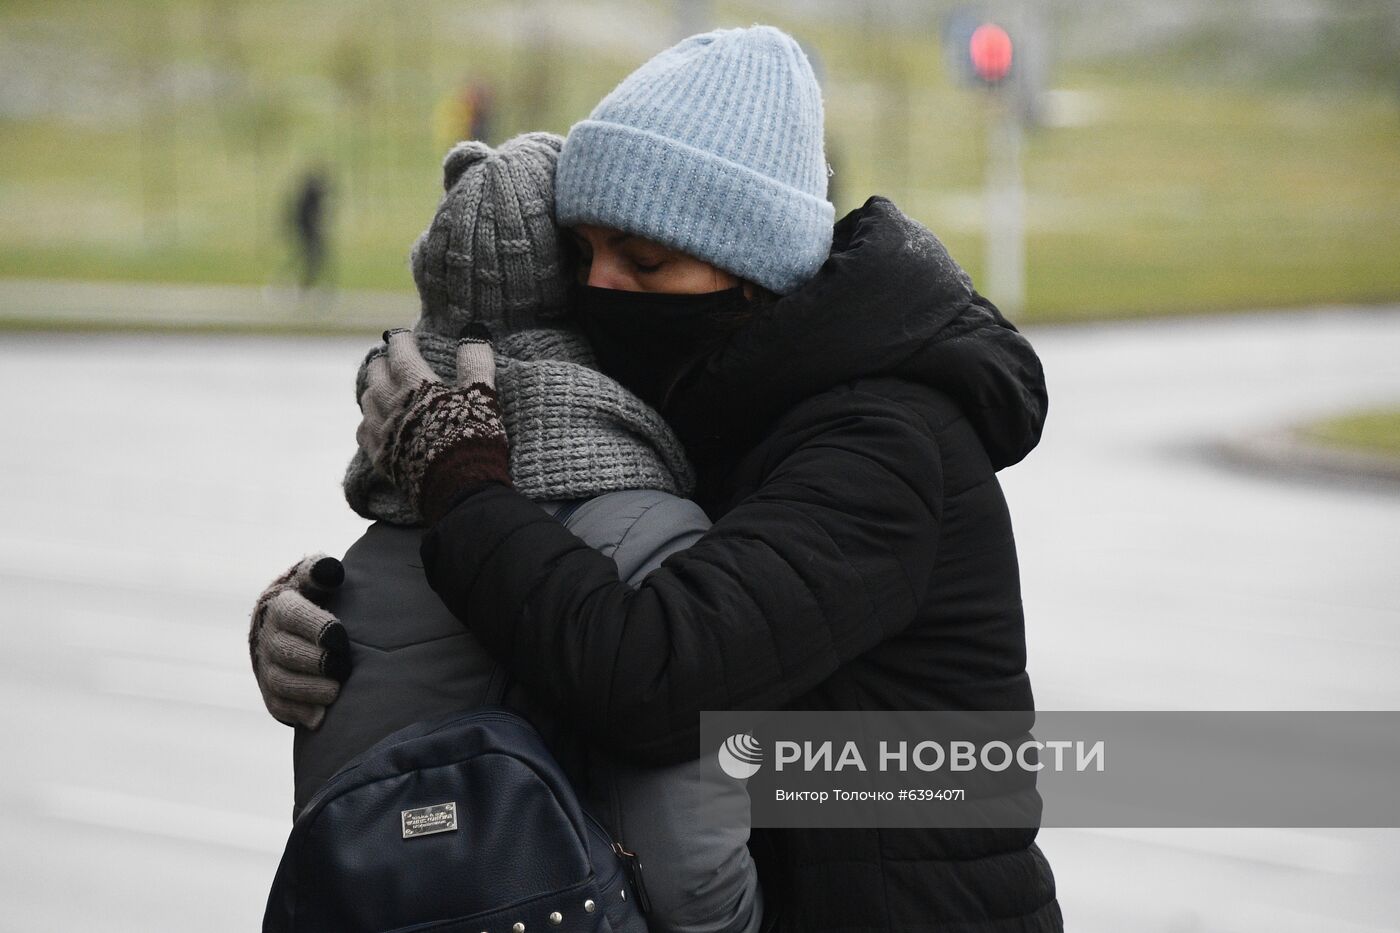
[984,92,1026,316]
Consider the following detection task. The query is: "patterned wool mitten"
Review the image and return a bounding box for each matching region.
[248,553,350,730]
[357,328,511,523]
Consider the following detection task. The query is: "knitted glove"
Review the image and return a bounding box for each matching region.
[248,554,350,729]
[357,328,511,523]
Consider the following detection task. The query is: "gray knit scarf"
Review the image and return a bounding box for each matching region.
[344,325,696,526]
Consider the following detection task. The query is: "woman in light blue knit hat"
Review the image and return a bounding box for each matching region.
[309,23,1057,933]
[555,25,833,297]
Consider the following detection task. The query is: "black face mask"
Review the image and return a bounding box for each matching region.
[574,284,753,410]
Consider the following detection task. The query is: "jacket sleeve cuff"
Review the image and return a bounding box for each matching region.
[419,443,511,524]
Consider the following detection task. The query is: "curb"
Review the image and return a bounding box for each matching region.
[1217,428,1400,492]
[0,279,416,335]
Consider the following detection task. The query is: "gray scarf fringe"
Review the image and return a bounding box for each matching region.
[344,326,697,526]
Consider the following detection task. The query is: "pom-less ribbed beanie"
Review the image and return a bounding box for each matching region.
[556,25,834,295]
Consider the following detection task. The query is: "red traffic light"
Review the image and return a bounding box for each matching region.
[969,23,1013,84]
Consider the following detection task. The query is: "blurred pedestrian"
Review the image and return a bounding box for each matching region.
[286,167,330,291]
[434,79,498,152]
[467,81,496,141]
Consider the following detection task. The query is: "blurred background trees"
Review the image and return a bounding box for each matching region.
[1,0,1397,321]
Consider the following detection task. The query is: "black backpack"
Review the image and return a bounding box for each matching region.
[263,704,650,933]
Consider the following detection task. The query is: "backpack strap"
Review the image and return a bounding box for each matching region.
[550,499,585,526]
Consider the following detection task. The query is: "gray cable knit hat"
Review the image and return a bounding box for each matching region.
[346,133,696,526]
[410,131,571,337]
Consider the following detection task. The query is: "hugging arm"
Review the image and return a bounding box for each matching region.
[421,384,945,765]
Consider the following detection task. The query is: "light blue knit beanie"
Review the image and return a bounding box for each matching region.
[556,25,834,295]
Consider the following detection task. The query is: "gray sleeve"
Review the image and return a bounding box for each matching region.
[562,490,711,586]
[573,492,763,933]
[607,758,763,933]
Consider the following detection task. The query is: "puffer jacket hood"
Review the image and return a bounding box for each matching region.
[666,196,1048,471]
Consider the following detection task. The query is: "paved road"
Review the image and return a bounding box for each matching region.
[1,306,1397,932]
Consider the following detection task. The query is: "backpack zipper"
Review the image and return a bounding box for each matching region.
[600,760,652,916]
[610,841,654,915]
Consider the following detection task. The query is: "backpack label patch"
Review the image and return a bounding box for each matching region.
[401,802,458,839]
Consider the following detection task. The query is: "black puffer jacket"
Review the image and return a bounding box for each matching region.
[421,198,1061,932]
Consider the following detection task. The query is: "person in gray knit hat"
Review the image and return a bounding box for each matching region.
[342,131,694,527]
[249,133,762,933]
